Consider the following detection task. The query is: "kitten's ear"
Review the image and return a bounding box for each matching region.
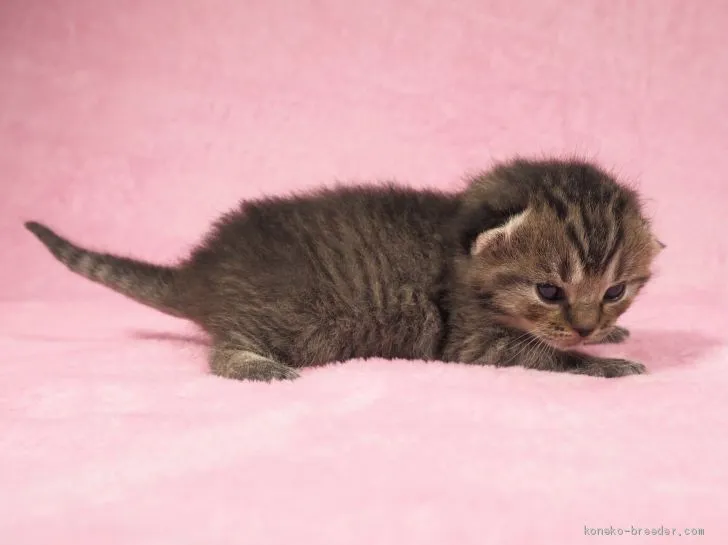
[471,208,531,256]
[455,170,529,254]
[651,237,666,254]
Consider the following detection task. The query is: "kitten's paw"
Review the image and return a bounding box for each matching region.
[576,357,646,378]
[247,360,301,382]
[588,326,630,345]
[211,349,300,382]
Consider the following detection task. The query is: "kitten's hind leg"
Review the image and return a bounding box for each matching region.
[210,338,300,382]
[585,325,630,345]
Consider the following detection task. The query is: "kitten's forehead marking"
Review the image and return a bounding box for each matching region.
[568,251,585,284]
[531,168,640,278]
[561,206,626,276]
[603,250,621,283]
[553,212,625,286]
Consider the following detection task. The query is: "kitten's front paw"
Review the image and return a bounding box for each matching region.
[576,357,646,378]
[587,326,630,345]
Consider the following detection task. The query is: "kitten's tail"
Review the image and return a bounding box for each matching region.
[24,221,187,318]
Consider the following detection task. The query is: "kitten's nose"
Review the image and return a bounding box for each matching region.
[573,326,595,338]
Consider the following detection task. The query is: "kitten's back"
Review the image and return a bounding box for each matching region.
[180,185,458,364]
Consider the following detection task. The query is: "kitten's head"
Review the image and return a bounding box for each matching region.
[456,158,663,349]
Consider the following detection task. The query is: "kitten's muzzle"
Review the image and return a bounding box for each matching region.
[573,326,596,338]
[564,305,599,339]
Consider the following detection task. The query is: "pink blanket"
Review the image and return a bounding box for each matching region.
[1,1,726,543]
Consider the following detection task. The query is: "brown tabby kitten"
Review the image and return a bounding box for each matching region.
[25,158,663,382]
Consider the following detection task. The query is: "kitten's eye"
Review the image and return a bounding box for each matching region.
[603,282,626,302]
[536,283,565,303]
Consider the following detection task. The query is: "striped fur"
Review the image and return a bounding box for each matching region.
[445,158,662,372]
[24,221,185,318]
[25,158,662,381]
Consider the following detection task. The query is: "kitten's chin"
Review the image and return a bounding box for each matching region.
[556,338,584,350]
[534,334,582,351]
[516,323,582,350]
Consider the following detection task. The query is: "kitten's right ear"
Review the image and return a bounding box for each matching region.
[470,208,530,256]
[453,202,529,255]
[455,170,529,255]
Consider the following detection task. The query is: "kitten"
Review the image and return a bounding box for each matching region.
[25,158,663,381]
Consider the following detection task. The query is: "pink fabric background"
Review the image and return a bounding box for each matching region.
[1,1,727,543]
